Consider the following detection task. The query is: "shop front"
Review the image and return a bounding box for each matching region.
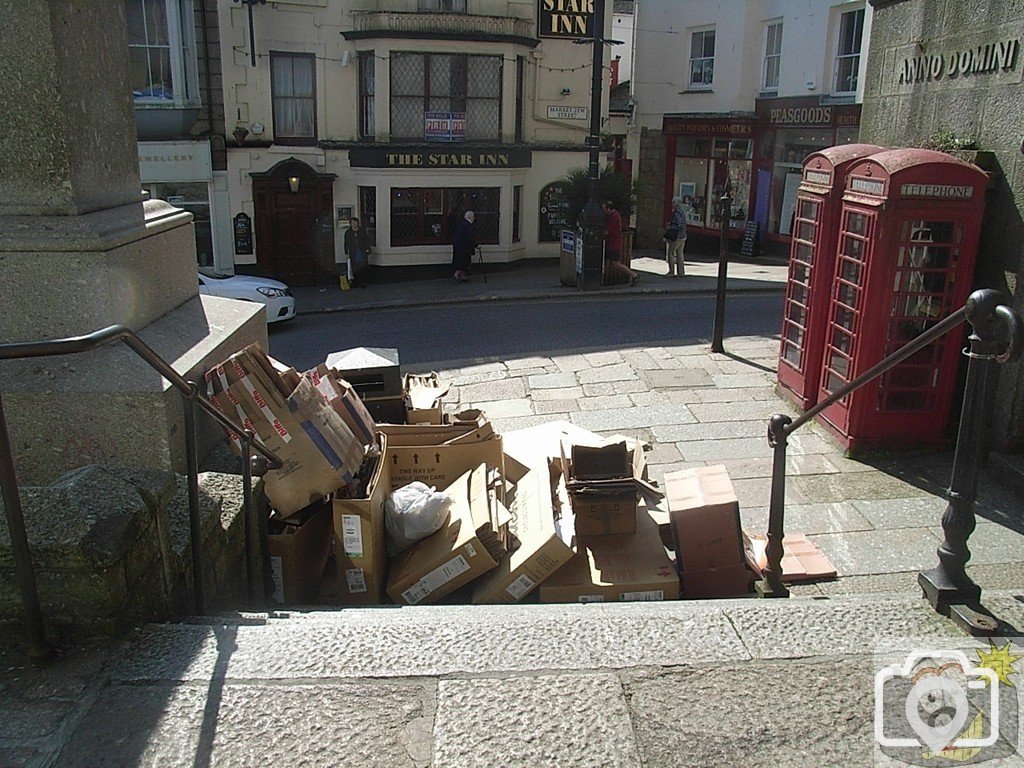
[661,117,757,237]
[754,97,861,246]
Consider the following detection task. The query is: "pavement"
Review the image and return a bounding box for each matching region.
[3,247,1024,767]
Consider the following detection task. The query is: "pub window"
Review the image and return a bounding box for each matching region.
[358,186,377,247]
[390,188,500,246]
[512,185,522,243]
[763,21,782,91]
[833,7,864,94]
[126,0,198,106]
[359,52,375,140]
[271,52,316,144]
[689,28,715,87]
[417,0,467,11]
[390,53,501,141]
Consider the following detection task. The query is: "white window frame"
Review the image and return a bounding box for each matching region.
[832,6,865,95]
[762,20,783,91]
[688,27,715,88]
[126,0,199,106]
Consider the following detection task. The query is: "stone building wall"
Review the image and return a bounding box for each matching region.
[635,128,666,250]
[861,0,1024,448]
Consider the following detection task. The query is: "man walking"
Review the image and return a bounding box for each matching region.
[602,200,639,285]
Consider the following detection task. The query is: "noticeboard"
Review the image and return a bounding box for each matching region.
[539,181,572,242]
[740,220,758,258]
[233,213,253,255]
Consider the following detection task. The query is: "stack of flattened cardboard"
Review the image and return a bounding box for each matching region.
[326,347,405,424]
[665,465,755,599]
[386,463,503,605]
[403,372,450,425]
[205,345,365,517]
[560,438,649,536]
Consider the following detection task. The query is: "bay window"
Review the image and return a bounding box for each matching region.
[126,0,198,105]
[390,188,500,246]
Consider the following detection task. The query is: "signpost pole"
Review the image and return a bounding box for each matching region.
[578,0,607,291]
[711,188,732,354]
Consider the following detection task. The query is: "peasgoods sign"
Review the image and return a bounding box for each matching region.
[898,38,1020,84]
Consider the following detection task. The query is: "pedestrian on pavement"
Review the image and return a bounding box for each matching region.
[602,200,639,285]
[344,217,372,287]
[452,210,476,282]
[664,197,688,277]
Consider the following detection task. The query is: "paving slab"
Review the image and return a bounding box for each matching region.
[571,404,696,432]
[113,605,750,683]
[852,496,947,529]
[625,657,875,767]
[577,363,638,384]
[526,372,577,389]
[645,369,714,389]
[470,398,532,418]
[792,471,933,503]
[948,521,1024,566]
[677,437,775,462]
[739,502,874,536]
[57,681,433,768]
[811,527,942,576]
[434,673,638,768]
[653,419,766,443]
[724,596,965,658]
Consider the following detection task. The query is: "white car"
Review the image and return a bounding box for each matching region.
[198,268,296,324]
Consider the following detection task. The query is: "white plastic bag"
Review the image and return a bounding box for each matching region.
[385,481,453,556]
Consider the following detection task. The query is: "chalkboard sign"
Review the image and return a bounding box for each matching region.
[233,213,253,255]
[740,220,759,259]
[538,181,572,243]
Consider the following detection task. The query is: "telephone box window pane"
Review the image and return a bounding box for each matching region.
[835,306,856,330]
[838,282,857,308]
[794,242,812,264]
[825,371,846,393]
[798,199,818,221]
[796,220,815,242]
[832,328,853,355]
[829,353,850,380]
[791,283,808,305]
[843,235,863,260]
[840,259,861,283]
[846,212,867,236]
[791,261,809,284]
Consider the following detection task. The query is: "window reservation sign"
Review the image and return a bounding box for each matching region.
[424,112,466,142]
[538,0,595,39]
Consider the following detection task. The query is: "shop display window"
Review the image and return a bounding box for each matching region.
[390,187,500,246]
[673,136,752,230]
[144,182,212,266]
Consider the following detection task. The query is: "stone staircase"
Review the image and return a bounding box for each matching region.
[7,591,1023,767]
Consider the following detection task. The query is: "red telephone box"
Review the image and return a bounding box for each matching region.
[815,148,989,453]
[777,143,884,409]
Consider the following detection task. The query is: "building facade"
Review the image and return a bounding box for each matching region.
[631,0,872,251]
[860,0,1024,449]
[213,0,615,284]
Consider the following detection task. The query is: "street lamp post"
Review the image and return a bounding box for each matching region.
[710,186,733,353]
[577,0,608,291]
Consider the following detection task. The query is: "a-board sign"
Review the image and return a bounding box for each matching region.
[233,212,253,255]
[740,220,758,258]
[539,181,572,242]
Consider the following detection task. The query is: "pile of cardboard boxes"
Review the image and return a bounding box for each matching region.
[205,345,833,607]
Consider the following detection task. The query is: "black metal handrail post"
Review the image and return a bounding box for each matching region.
[757,292,981,598]
[919,292,1024,634]
[710,190,732,354]
[0,393,53,661]
[0,324,282,640]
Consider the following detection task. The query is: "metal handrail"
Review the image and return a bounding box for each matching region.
[0,324,283,660]
[757,289,1024,625]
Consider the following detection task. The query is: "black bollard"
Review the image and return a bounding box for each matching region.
[710,190,732,353]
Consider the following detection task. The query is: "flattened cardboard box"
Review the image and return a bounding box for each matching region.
[538,507,679,603]
[471,455,574,604]
[666,464,745,574]
[267,502,333,605]
[562,439,646,536]
[331,434,390,604]
[386,465,498,605]
[378,421,504,496]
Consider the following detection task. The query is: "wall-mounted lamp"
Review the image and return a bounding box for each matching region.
[288,176,300,193]
[560,87,571,96]
[232,125,249,144]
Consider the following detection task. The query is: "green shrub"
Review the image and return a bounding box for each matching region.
[558,166,637,228]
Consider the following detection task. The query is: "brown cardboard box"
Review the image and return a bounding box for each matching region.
[561,439,646,536]
[206,349,364,516]
[680,563,754,599]
[331,435,390,604]
[386,465,499,605]
[267,502,333,605]
[471,455,574,604]
[404,372,449,425]
[378,420,504,495]
[308,365,377,446]
[666,465,745,574]
[537,507,679,603]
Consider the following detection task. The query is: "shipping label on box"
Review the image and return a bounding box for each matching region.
[331,435,390,605]
[666,465,745,574]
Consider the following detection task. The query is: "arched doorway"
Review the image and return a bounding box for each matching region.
[251,159,336,285]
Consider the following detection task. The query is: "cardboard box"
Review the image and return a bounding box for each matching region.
[666,465,745,574]
[680,563,754,599]
[267,502,333,605]
[386,465,499,605]
[378,419,504,495]
[471,455,574,604]
[561,440,646,536]
[404,372,450,425]
[331,435,390,604]
[206,349,364,516]
[537,507,679,603]
[308,364,377,446]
